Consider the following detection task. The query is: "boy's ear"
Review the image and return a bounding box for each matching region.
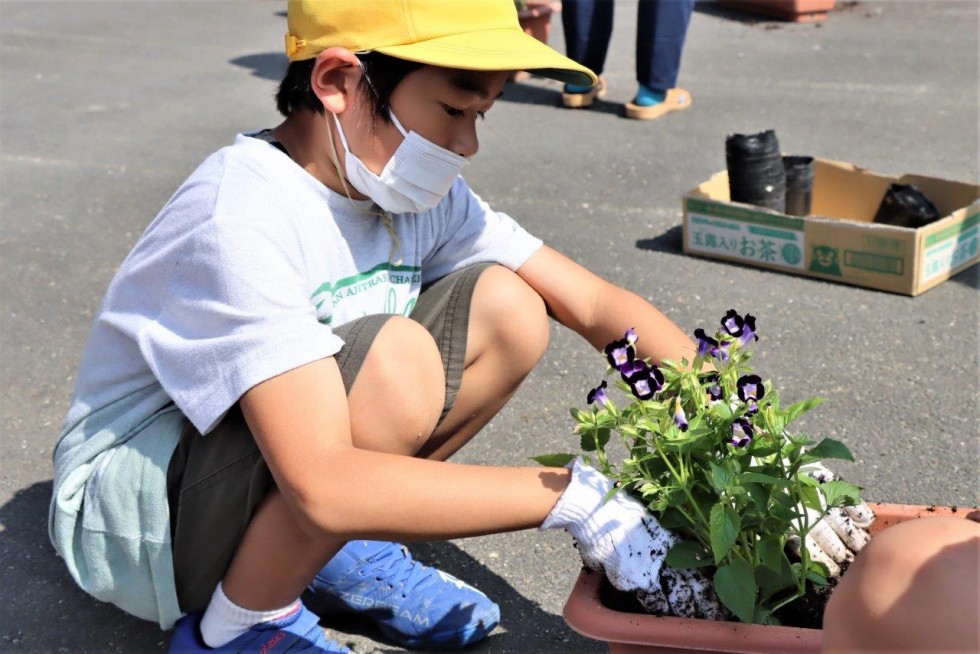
[310,48,363,115]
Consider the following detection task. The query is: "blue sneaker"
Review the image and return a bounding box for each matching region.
[303,541,500,650]
[168,603,350,653]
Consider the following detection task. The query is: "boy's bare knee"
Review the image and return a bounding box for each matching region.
[349,316,444,454]
[823,516,980,652]
[472,266,549,369]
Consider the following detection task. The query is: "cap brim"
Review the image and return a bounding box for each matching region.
[373,27,598,87]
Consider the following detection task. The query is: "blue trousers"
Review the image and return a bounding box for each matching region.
[561,0,695,92]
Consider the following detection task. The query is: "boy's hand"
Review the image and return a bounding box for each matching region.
[541,458,727,619]
[788,462,876,580]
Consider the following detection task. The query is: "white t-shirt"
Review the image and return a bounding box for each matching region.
[49,133,543,628]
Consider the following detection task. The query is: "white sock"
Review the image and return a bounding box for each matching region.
[199,582,300,648]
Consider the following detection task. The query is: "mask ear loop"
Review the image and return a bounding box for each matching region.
[325,108,403,267]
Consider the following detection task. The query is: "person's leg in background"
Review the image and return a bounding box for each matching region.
[560,0,612,107]
[627,0,695,120]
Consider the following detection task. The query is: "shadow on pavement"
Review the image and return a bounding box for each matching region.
[316,539,585,652]
[1,482,580,653]
[499,80,562,109]
[229,52,288,81]
[500,80,623,118]
[635,225,684,255]
[693,0,786,24]
[0,481,166,652]
[948,263,979,290]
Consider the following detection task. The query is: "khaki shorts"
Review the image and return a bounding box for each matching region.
[165,263,493,613]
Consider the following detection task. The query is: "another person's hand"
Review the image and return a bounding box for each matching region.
[788,462,876,580]
[541,458,727,619]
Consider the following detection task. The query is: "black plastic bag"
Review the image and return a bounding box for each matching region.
[873,184,940,229]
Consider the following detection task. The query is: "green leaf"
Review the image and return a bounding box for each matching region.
[806,567,830,586]
[714,401,734,421]
[714,559,758,623]
[657,507,692,530]
[579,428,597,451]
[580,427,611,452]
[741,472,792,488]
[768,503,801,524]
[665,540,713,569]
[799,485,823,513]
[708,462,734,494]
[754,607,779,626]
[783,397,826,425]
[709,503,740,564]
[757,537,785,572]
[595,413,618,428]
[743,482,770,514]
[530,453,576,467]
[619,424,639,439]
[748,445,779,458]
[802,438,855,463]
[755,561,796,602]
[819,480,863,508]
[798,473,821,487]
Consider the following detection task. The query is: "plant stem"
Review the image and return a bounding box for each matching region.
[640,402,710,529]
[768,590,806,615]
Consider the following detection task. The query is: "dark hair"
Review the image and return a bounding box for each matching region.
[275,52,425,121]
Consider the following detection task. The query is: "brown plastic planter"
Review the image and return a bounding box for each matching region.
[718,0,836,22]
[564,503,961,654]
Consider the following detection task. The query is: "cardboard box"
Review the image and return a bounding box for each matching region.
[682,159,979,296]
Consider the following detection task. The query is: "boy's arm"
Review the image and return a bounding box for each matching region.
[517,245,696,364]
[238,356,570,540]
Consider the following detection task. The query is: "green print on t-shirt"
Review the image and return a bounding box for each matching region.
[310,262,422,324]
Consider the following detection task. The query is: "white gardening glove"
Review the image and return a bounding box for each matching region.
[788,461,876,580]
[541,457,728,619]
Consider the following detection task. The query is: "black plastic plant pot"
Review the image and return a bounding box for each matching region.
[873,183,941,229]
[726,130,786,212]
[783,155,814,216]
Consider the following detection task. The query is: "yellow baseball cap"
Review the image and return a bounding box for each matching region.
[285,0,598,87]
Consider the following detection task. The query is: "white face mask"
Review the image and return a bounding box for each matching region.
[331,109,468,214]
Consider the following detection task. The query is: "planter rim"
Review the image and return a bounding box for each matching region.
[563,502,965,654]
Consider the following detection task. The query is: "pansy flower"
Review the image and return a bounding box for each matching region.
[619,360,663,400]
[604,337,634,369]
[694,328,718,358]
[625,327,638,346]
[587,380,610,408]
[730,418,753,447]
[673,397,689,432]
[702,372,724,402]
[736,374,765,403]
[739,314,759,345]
[721,309,745,338]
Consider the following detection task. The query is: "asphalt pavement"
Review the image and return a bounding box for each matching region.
[1,1,977,652]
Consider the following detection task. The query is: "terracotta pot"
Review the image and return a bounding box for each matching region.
[510,2,555,81]
[518,2,554,43]
[718,0,836,22]
[563,503,963,654]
